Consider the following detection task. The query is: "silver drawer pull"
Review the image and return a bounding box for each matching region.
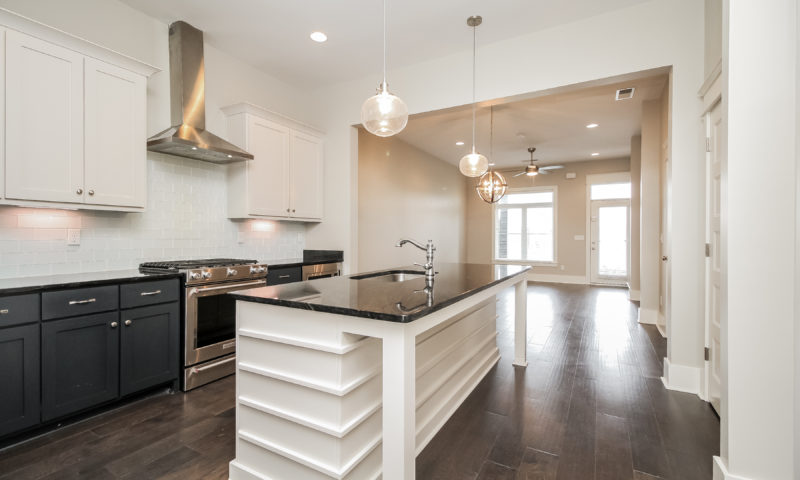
[69,298,96,305]
[0,309,8,314]
[278,275,291,279]
[140,290,162,296]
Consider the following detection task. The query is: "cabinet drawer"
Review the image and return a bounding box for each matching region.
[120,279,180,309]
[0,294,40,328]
[42,285,118,320]
[267,266,302,286]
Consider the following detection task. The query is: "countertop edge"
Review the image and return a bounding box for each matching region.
[0,271,184,296]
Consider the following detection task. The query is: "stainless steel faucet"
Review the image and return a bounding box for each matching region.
[396,239,435,282]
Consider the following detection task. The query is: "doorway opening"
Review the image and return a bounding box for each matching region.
[587,174,631,286]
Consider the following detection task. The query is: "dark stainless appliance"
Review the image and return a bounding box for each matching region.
[139,259,267,390]
[301,250,344,281]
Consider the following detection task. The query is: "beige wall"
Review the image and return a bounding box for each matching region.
[704,0,723,79]
[629,136,642,298]
[357,131,467,272]
[465,158,630,280]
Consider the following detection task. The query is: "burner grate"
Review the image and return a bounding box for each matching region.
[139,258,258,271]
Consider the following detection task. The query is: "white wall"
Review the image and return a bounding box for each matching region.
[308,0,705,375]
[640,100,662,325]
[629,136,642,299]
[357,131,467,272]
[0,0,318,278]
[718,0,797,478]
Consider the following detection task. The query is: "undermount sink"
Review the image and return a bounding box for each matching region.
[351,270,426,282]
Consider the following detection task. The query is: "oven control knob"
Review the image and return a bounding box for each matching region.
[259,266,267,274]
[249,266,259,274]
[189,272,201,280]
[202,271,212,279]
[226,268,238,277]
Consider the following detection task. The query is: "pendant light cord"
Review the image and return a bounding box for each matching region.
[471,23,477,153]
[383,0,386,85]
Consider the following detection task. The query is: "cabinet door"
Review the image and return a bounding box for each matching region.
[0,324,40,438]
[42,312,119,421]
[120,303,179,396]
[290,130,323,220]
[84,58,147,208]
[5,30,84,203]
[247,116,290,216]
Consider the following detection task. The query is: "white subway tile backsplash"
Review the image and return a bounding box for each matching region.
[0,154,305,279]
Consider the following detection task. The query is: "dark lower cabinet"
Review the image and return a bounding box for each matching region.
[120,303,179,396]
[41,312,120,422]
[0,324,40,437]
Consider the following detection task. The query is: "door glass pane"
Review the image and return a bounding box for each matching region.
[591,183,631,200]
[499,191,553,204]
[598,206,628,277]
[196,295,236,348]
[496,208,522,259]
[526,207,553,261]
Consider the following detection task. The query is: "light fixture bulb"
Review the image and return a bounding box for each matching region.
[361,82,408,137]
[459,151,489,177]
[456,141,465,146]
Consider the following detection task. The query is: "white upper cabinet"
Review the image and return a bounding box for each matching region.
[0,11,157,211]
[84,58,147,208]
[5,30,85,204]
[224,103,324,222]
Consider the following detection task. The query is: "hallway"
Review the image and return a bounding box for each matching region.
[417,283,720,479]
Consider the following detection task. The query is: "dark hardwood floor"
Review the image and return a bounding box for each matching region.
[0,283,719,479]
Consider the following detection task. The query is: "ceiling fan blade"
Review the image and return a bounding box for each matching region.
[538,170,549,175]
[513,172,527,177]
[540,165,564,170]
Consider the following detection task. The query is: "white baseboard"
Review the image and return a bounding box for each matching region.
[713,456,752,480]
[638,307,659,325]
[628,289,640,301]
[527,273,587,285]
[662,358,702,395]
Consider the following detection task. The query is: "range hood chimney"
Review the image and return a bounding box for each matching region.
[147,21,253,164]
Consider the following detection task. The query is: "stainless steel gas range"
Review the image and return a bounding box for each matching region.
[139,258,267,391]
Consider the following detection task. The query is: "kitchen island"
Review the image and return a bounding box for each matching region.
[227,263,530,480]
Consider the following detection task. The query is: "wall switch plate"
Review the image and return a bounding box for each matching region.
[67,229,81,245]
[574,234,585,241]
[566,172,577,179]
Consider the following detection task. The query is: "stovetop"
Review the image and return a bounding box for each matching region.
[139,258,258,271]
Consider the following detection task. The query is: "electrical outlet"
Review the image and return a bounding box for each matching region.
[67,229,81,246]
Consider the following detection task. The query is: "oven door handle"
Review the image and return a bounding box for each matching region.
[189,280,266,296]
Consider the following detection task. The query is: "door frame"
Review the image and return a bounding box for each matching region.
[585,172,632,286]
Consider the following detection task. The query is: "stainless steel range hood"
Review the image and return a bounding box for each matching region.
[147,21,253,164]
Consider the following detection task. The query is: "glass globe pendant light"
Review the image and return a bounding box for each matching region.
[477,106,507,203]
[361,0,408,137]
[459,16,489,177]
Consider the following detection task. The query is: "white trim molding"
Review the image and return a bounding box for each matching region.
[638,307,659,325]
[713,456,753,480]
[661,357,702,396]
[628,289,640,301]
[526,273,587,285]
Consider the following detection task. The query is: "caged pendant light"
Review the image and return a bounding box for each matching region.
[459,16,489,177]
[476,106,507,203]
[360,0,408,137]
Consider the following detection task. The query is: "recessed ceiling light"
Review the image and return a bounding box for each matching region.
[455,141,465,146]
[191,147,198,150]
[591,152,600,156]
[586,123,599,129]
[310,31,327,43]
[488,163,495,166]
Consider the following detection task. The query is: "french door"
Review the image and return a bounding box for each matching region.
[590,200,630,285]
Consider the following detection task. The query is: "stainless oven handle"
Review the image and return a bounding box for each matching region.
[192,356,236,373]
[190,280,266,295]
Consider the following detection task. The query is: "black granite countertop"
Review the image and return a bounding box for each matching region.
[267,258,304,268]
[0,269,183,296]
[230,263,530,323]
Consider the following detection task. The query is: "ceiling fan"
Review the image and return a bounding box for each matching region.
[513,147,564,177]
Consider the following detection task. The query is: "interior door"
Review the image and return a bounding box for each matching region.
[84,58,146,207]
[659,151,672,335]
[590,200,630,285]
[247,116,290,217]
[5,30,84,203]
[706,102,722,414]
[290,130,323,219]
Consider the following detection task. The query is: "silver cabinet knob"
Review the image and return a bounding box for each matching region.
[292,209,296,213]
[88,189,95,196]
[662,256,668,262]
[226,268,238,277]
[124,319,132,326]
[110,321,118,328]
[76,188,83,195]
[286,208,290,213]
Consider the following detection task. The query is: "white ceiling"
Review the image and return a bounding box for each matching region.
[119,0,651,88]
[395,74,668,170]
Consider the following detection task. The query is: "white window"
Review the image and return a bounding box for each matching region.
[590,182,631,200]
[494,187,556,263]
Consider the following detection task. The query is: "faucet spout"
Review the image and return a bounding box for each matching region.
[396,238,436,283]
[396,239,426,251]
